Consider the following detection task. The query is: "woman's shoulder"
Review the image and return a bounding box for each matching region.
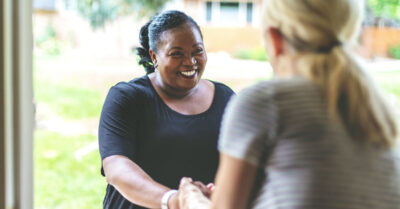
[105,75,154,104]
[236,77,318,103]
[110,75,152,95]
[207,80,235,96]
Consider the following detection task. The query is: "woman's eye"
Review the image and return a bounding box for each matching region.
[170,52,183,57]
[194,48,204,54]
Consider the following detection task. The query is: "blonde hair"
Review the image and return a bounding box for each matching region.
[263,0,398,146]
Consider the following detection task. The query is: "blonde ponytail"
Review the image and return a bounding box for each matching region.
[296,46,397,146]
[263,0,398,147]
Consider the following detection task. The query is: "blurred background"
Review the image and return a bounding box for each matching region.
[32,0,400,208]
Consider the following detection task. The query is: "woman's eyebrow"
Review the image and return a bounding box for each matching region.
[168,46,183,51]
[192,43,204,47]
[171,46,182,49]
[167,43,203,52]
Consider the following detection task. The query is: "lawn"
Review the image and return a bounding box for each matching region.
[33,55,400,208]
[35,80,103,120]
[34,56,107,209]
[371,71,400,100]
[34,131,105,209]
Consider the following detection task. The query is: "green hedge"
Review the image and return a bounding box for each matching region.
[233,46,268,61]
[389,43,400,59]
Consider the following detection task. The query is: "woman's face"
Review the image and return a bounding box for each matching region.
[151,23,207,92]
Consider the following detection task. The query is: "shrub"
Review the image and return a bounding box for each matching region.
[35,24,63,56]
[389,43,400,59]
[233,46,268,61]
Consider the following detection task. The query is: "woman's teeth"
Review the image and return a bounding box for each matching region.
[181,70,196,77]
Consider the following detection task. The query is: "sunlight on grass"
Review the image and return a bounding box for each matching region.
[34,130,106,209]
[371,71,400,100]
[34,56,107,209]
[35,80,103,120]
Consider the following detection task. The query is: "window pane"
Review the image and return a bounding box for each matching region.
[220,2,239,25]
[33,0,56,11]
[246,2,253,23]
[206,1,212,22]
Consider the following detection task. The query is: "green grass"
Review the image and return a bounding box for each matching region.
[381,83,400,100]
[34,56,107,209]
[34,130,106,209]
[372,71,400,100]
[34,80,103,120]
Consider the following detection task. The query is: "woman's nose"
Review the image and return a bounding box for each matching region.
[183,56,197,66]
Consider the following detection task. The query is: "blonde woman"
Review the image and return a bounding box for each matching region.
[178,0,400,209]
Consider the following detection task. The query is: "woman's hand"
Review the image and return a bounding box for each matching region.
[192,180,214,198]
[178,177,211,209]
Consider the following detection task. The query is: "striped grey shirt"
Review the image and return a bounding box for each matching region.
[218,77,400,209]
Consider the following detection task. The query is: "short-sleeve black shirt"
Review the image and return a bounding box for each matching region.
[98,75,234,209]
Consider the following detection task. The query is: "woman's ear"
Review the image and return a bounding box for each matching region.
[149,49,158,67]
[268,27,284,57]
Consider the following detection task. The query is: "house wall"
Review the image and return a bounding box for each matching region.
[181,0,262,27]
[34,1,400,58]
[181,0,264,53]
[201,26,263,53]
[361,27,400,58]
[34,1,265,56]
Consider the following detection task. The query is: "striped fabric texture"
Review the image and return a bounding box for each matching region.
[218,77,400,209]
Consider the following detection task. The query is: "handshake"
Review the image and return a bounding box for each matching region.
[166,177,215,209]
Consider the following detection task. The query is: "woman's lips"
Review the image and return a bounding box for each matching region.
[179,70,198,79]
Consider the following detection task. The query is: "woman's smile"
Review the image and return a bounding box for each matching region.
[179,69,198,79]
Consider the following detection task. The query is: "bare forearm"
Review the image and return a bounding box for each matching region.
[110,169,168,208]
[210,154,257,209]
[104,155,171,208]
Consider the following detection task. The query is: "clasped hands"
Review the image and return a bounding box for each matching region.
[171,177,214,209]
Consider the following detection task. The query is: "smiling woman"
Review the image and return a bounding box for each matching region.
[149,22,208,101]
[98,10,234,209]
[138,11,209,100]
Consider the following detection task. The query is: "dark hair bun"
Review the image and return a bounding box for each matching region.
[136,20,155,74]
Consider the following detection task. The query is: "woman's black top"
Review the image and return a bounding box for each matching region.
[98,75,234,209]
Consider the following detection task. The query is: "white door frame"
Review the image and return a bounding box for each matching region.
[1,0,34,208]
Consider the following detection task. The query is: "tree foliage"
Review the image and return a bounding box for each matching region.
[77,0,171,29]
[368,0,400,20]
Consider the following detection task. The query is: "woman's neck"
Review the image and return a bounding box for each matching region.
[150,73,198,100]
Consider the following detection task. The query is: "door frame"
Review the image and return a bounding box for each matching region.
[1,0,34,208]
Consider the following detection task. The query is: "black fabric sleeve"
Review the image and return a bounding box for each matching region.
[98,84,140,166]
[212,81,235,99]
